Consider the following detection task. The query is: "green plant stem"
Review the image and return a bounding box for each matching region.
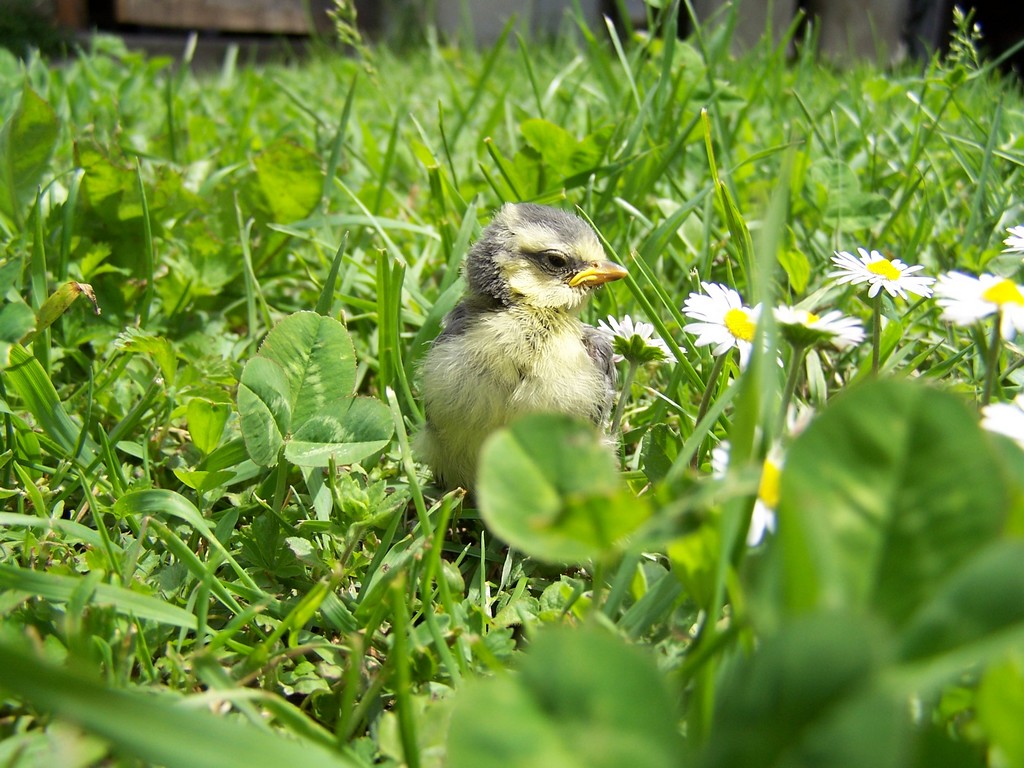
[334,632,364,743]
[385,387,431,537]
[778,343,808,434]
[135,159,155,330]
[390,575,420,768]
[602,550,641,618]
[692,352,729,468]
[871,293,882,375]
[0,377,12,489]
[589,559,607,617]
[981,313,1003,406]
[695,353,729,428]
[610,360,638,435]
[271,451,289,513]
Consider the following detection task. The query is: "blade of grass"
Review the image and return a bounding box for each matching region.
[0,638,361,768]
[113,489,263,594]
[5,344,96,463]
[0,512,122,552]
[0,563,197,629]
[235,195,272,341]
[323,72,358,206]
[316,233,348,316]
[388,573,420,768]
[135,159,155,329]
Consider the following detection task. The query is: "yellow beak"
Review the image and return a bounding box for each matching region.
[567,260,628,288]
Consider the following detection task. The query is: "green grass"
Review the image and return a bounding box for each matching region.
[2,5,1024,766]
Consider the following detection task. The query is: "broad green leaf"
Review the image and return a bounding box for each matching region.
[806,159,891,231]
[112,328,178,385]
[510,120,611,195]
[377,693,455,767]
[0,298,34,341]
[477,414,650,564]
[237,312,392,468]
[0,563,196,629]
[252,140,323,223]
[641,423,680,483]
[700,612,905,768]
[0,637,359,768]
[447,627,683,768]
[778,248,811,294]
[187,397,231,455]
[976,657,1024,766]
[907,724,986,768]
[76,141,145,225]
[0,85,59,225]
[173,468,236,491]
[284,398,393,467]
[0,255,21,286]
[238,356,292,466]
[826,191,891,232]
[256,311,356,426]
[772,379,1008,626]
[0,727,107,768]
[0,299,35,366]
[808,158,860,203]
[520,119,579,170]
[666,523,719,610]
[897,540,1024,663]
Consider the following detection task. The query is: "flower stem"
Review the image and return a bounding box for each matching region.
[695,353,729,429]
[981,312,1003,406]
[692,352,729,469]
[610,360,638,435]
[778,343,808,434]
[871,293,882,375]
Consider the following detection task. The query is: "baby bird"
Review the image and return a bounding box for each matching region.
[418,202,628,490]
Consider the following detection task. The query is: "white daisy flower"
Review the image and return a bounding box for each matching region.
[682,282,761,367]
[1003,226,1024,254]
[597,314,674,364]
[981,395,1024,450]
[711,442,781,547]
[773,306,865,350]
[829,248,935,300]
[934,271,1024,340]
[751,454,782,546]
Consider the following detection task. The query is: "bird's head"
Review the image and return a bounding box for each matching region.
[464,203,628,311]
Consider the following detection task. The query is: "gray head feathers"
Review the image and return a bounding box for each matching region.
[463,203,604,307]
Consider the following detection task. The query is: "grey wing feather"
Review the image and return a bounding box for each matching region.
[433,296,503,344]
[582,324,618,424]
[434,302,472,343]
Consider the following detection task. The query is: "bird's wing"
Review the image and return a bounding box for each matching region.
[582,324,618,422]
[434,296,505,344]
[434,302,472,343]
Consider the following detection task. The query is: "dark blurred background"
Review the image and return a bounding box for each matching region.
[0,0,1021,75]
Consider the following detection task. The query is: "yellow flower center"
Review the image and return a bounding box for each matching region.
[981,278,1024,307]
[867,258,901,281]
[724,308,756,342]
[758,459,781,509]
[805,311,820,324]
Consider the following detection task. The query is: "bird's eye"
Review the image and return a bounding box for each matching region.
[541,251,569,270]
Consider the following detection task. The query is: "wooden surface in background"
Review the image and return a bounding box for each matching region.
[114,0,313,34]
[54,0,88,27]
